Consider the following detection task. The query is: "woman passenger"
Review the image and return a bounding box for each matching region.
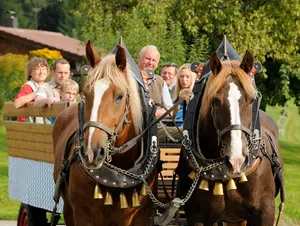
[14,57,49,122]
[173,63,196,126]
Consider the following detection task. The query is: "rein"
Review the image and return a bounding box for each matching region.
[77,98,184,159]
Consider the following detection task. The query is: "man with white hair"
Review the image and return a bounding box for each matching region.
[137,45,173,117]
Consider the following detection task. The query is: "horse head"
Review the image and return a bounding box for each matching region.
[200,51,257,176]
[80,41,142,169]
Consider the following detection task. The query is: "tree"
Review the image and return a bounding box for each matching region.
[0,53,28,124]
[169,0,300,110]
[37,1,79,38]
[71,0,187,74]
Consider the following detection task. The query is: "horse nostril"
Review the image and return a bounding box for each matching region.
[224,155,233,170]
[98,148,105,156]
[244,155,249,167]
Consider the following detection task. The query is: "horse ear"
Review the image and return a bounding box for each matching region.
[240,51,254,74]
[210,52,222,76]
[86,40,101,68]
[115,44,126,71]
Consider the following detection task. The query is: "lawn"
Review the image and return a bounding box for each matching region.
[0,103,299,224]
[0,126,19,220]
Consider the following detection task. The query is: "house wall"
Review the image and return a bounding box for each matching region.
[0,34,83,76]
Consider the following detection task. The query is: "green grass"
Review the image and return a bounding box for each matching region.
[275,141,300,225]
[267,103,300,224]
[0,126,20,220]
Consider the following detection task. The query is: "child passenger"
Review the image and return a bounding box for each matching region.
[50,79,79,124]
[59,79,79,105]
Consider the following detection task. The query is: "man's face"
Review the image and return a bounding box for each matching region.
[52,63,71,85]
[161,66,177,86]
[138,48,160,71]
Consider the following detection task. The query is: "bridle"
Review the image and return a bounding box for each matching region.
[77,91,131,167]
[210,91,261,158]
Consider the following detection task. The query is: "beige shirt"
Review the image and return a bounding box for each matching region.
[35,80,60,124]
[35,80,60,100]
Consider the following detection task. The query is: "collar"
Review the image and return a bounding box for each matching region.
[28,78,40,88]
[48,80,59,88]
[168,81,176,90]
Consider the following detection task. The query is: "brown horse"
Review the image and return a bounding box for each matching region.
[53,41,157,226]
[177,51,284,226]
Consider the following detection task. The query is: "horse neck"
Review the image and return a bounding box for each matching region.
[198,112,222,159]
[111,113,140,170]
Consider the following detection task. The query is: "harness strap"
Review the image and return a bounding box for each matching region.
[110,99,184,155]
[263,132,285,226]
[51,148,79,226]
[159,121,180,143]
[78,101,85,146]
[83,121,114,136]
[252,92,262,132]
[218,124,252,137]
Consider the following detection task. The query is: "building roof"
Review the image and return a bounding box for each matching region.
[0,26,85,57]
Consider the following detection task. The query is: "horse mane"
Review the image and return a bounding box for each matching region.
[200,60,257,119]
[84,54,143,134]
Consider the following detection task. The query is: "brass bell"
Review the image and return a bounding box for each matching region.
[227,178,237,190]
[120,192,128,209]
[94,184,103,199]
[198,179,209,191]
[104,191,113,205]
[213,182,224,195]
[239,174,248,183]
[140,184,147,196]
[132,190,141,207]
[188,171,196,180]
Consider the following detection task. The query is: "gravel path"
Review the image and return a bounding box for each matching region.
[0,221,16,226]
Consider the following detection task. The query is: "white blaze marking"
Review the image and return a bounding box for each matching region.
[228,82,242,157]
[87,79,109,150]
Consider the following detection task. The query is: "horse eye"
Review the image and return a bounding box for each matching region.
[212,97,220,107]
[116,94,124,102]
[249,98,255,104]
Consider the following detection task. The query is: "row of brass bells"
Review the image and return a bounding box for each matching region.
[196,173,248,195]
[94,185,145,208]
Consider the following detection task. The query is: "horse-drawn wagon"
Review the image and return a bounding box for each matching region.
[3,37,285,226]
[4,102,67,225]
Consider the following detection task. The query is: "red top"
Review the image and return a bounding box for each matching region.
[15,84,34,122]
[15,84,34,99]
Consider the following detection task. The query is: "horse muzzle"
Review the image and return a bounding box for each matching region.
[80,146,107,170]
[224,154,249,176]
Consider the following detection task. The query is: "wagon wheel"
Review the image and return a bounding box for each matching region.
[17,203,28,226]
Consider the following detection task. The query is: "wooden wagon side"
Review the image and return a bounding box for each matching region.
[4,102,67,163]
[4,102,68,216]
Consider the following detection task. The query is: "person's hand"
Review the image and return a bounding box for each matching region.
[46,97,58,107]
[29,92,35,101]
[179,88,193,103]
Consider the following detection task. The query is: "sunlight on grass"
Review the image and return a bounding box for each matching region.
[0,126,20,220]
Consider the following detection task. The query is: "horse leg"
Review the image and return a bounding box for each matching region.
[62,190,75,226]
[63,204,75,226]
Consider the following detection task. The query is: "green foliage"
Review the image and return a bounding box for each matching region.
[0,0,47,28]
[0,54,28,117]
[187,33,210,64]
[3,0,299,110]
[71,0,187,74]
[38,1,79,38]
[169,0,300,110]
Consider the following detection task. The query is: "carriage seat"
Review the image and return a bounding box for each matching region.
[158,119,183,145]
